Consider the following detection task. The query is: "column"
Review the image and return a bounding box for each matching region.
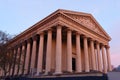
[14,47,20,75]
[14,48,18,75]
[6,52,9,76]
[12,48,17,76]
[76,33,82,72]
[8,50,12,76]
[67,29,72,72]
[45,29,52,74]
[31,36,37,70]
[21,42,26,74]
[96,42,102,72]
[101,45,107,73]
[37,33,44,75]
[9,49,14,76]
[18,45,22,75]
[83,36,89,72]
[55,25,62,74]
[24,39,31,74]
[18,43,24,75]
[10,68,13,76]
[17,46,21,75]
[106,46,112,71]
[90,39,96,70]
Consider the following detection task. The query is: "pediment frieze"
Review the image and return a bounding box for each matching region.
[64,13,108,38]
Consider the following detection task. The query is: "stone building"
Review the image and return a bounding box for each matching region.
[0,9,112,77]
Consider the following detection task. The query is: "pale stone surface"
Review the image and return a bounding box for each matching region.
[24,41,30,74]
[106,47,112,71]
[67,29,72,72]
[90,39,96,70]
[31,37,37,70]
[96,42,102,72]
[19,43,25,75]
[83,36,89,72]
[37,33,44,74]
[101,45,107,73]
[45,30,52,74]
[51,39,56,72]
[76,33,82,72]
[55,26,62,74]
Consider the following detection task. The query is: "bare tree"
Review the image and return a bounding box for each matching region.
[0,30,12,76]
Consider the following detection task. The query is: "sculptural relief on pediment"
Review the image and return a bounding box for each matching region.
[65,13,105,37]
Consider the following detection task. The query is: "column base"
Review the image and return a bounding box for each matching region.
[43,71,53,76]
[65,71,73,73]
[23,70,28,75]
[75,71,82,73]
[85,70,90,72]
[36,72,40,76]
[36,71,44,76]
[43,72,48,76]
[53,72,62,75]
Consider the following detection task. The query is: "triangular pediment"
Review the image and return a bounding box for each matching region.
[66,13,105,35]
[58,10,111,40]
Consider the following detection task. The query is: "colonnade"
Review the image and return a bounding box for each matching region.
[1,25,112,76]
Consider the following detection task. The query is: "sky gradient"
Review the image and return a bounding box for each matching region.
[0,0,120,67]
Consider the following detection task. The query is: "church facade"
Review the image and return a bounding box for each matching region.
[0,9,112,76]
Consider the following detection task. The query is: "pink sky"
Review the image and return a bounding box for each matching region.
[109,20,120,68]
[111,53,120,67]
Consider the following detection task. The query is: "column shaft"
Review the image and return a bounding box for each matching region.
[67,29,72,72]
[9,50,14,76]
[96,42,102,72]
[31,37,37,70]
[90,39,96,70]
[106,46,112,71]
[55,26,62,74]
[94,49,98,70]
[12,49,17,76]
[76,33,82,72]
[18,46,22,75]
[83,36,89,72]
[24,40,31,74]
[37,33,44,74]
[45,30,52,74]
[15,49,18,76]
[8,50,12,76]
[16,47,20,75]
[21,43,26,74]
[101,45,107,73]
